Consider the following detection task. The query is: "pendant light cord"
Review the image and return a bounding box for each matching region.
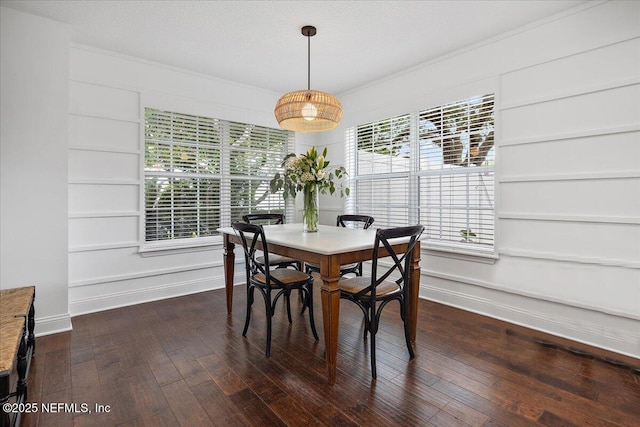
[307,33,311,90]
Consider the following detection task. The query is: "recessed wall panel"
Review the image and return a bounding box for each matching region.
[69,184,138,214]
[70,80,139,120]
[501,85,640,141]
[69,150,139,181]
[69,115,140,151]
[500,178,640,218]
[500,219,640,265]
[500,131,640,178]
[502,38,640,106]
[69,216,137,247]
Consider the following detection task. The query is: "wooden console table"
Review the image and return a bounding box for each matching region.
[0,286,35,427]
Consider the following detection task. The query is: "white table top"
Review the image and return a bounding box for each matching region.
[217,223,380,255]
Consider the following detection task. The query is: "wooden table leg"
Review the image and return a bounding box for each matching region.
[408,241,422,342]
[223,235,235,314]
[320,257,341,384]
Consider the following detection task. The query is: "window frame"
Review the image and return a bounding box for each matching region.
[346,94,497,259]
[140,107,294,253]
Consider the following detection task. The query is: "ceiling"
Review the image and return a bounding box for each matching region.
[1,0,586,94]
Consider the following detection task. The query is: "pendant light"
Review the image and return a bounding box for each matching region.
[274,25,343,132]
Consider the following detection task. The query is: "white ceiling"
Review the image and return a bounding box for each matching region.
[1,0,586,94]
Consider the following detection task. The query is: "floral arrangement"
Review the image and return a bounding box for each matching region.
[270,146,349,232]
[269,146,349,199]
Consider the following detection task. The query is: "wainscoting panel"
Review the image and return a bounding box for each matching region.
[499,131,640,178]
[69,183,139,214]
[69,216,138,248]
[500,84,639,142]
[69,113,140,152]
[499,219,640,268]
[69,79,139,120]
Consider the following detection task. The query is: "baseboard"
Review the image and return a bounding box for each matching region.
[420,279,640,364]
[68,276,226,316]
[34,313,72,337]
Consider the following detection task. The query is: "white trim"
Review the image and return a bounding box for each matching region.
[68,179,139,186]
[68,144,140,155]
[499,124,639,147]
[420,268,640,321]
[500,77,640,111]
[68,211,139,219]
[69,277,226,317]
[422,247,498,264]
[139,241,222,257]
[498,212,640,225]
[499,248,640,270]
[69,110,142,124]
[68,242,139,253]
[139,235,223,255]
[34,313,73,337]
[68,261,221,288]
[499,170,640,183]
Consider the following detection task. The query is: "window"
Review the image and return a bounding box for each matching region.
[351,114,412,227]
[348,94,495,254]
[144,108,293,247]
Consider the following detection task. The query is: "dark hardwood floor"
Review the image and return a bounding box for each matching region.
[22,285,639,426]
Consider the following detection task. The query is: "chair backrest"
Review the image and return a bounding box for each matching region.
[359,225,424,300]
[232,222,274,285]
[337,214,374,229]
[243,213,285,225]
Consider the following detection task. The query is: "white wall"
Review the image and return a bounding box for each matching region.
[323,1,640,358]
[0,8,71,334]
[66,45,287,315]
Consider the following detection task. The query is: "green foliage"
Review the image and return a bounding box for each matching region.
[460,228,477,243]
[269,146,349,199]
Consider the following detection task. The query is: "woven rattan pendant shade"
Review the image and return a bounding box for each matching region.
[275,25,343,133]
[275,89,342,132]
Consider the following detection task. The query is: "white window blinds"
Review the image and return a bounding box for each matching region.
[144,108,293,244]
[349,93,495,253]
[418,94,495,250]
[354,114,412,227]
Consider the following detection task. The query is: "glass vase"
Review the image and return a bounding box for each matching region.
[303,183,319,232]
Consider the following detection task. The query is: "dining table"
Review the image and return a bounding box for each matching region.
[217,223,422,384]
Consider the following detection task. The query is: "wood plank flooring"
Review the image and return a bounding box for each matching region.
[22,287,639,426]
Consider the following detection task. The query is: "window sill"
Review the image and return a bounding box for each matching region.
[139,237,223,257]
[421,243,498,264]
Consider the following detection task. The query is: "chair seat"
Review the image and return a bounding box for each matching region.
[255,268,312,286]
[338,276,400,297]
[257,254,298,266]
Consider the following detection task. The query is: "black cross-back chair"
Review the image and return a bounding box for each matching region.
[337,224,424,379]
[242,214,302,271]
[305,214,375,277]
[232,222,319,357]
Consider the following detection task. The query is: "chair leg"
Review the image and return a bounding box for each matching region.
[306,285,319,341]
[401,300,415,359]
[285,289,293,324]
[370,326,377,379]
[370,306,379,379]
[242,285,255,336]
[296,261,305,308]
[265,290,273,357]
